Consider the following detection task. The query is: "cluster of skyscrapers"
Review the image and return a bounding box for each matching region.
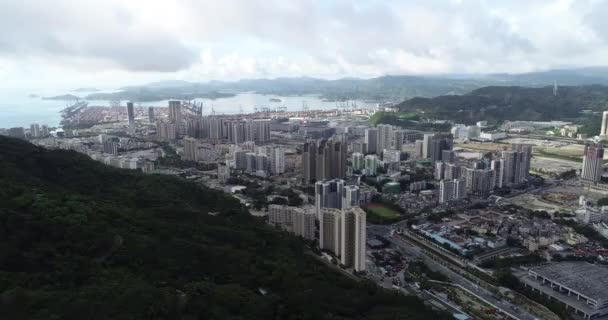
[363,124,423,155]
[232,145,285,177]
[435,144,532,202]
[155,100,272,144]
[302,136,347,184]
[415,133,454,163]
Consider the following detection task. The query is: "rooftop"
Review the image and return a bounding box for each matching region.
[530,262,608,301]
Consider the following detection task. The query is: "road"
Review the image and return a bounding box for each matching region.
[368,225,538,320]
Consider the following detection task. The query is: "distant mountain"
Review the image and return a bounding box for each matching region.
[42,94,81,101]
[73,87,100,92]
[396,85,608,123]
[118,75,487,102]
[483,67,608,86]
[85,90,235,102]
[64,66,608,103]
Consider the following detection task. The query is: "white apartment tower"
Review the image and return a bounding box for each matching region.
[320,208,342,255]
[340,207,367,271]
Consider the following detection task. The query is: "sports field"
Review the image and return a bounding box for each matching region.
[366,203,400,219]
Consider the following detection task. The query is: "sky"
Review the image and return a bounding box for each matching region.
[1,0,608,89]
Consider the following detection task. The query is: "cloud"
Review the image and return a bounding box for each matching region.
[1,0,608,87]
[0,0,198,72]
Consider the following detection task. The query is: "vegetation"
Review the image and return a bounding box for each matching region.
[597,197,608,206]
[0,136,449,320]
[397,85,608,123]
[364,204,401,225]
[495,270,573,319]
[555,219,608,247]
[157,142,217,171]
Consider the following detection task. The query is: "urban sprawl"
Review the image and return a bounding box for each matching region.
[7,101,608,320]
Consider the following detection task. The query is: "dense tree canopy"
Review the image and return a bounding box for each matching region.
[0,136,448,320]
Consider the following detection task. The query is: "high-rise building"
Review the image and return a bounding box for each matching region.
[364,154,380,176]
[217,164,230,184]
[29,123,40,138]
[414,139,424,158]
[429,133,453,163]
[439,178,466,203]
[581,144,604,183]
[186,119,204,138]
[444,163,461,180]
[454,178,466,200]
[422,134,433,159]
[365,128,378,154]
[168,100,182,124]
[302,136,347,184]
[320,208,342,254]
[601,111,608,137]
[512,144,532,183]
[207,116,223,142]
[103,140,119,155]
[464,168,494,197]
[183,138,198,161]
[148,107,155,123]
[442,150,456,163]
[156,121,177,141]
[352,152,365,171]
[340,207,366,271]
[234,150,249,170]
[498,144,532,186]
[302,140,317,184]
[377,124,393,152]
[270,147,285,175]
[293,208,316,240]
[255,154,270,176]
[40,125,49,137]
[439,179,454,203]
[7,127,25,139]
[435,162,446,180]
[315,179,345,217]
[268,204,295,232]
[126,102,135,132]
[342,185,360,209]
[491,159,505,188]
[254,119,271,142]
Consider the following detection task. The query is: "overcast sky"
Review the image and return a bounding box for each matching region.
[2,0,608,89]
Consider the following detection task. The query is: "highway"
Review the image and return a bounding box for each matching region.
[368,225,538,320]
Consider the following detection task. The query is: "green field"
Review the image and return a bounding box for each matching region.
[366,204,400,219]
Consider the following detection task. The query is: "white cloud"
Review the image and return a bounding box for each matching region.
[0,0,608,88]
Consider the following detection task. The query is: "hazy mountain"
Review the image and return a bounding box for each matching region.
[396,85,608,123]
[85,67,608,102]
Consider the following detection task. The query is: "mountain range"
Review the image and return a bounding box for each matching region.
[104,66,608,102]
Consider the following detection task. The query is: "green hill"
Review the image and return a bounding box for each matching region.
[396,85,608,124]
[0,136,447,320]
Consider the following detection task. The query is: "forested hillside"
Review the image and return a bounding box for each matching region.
[397,85,608,124]
[0,136,447,320]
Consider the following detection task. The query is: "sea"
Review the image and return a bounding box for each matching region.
[0,88,377,129]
